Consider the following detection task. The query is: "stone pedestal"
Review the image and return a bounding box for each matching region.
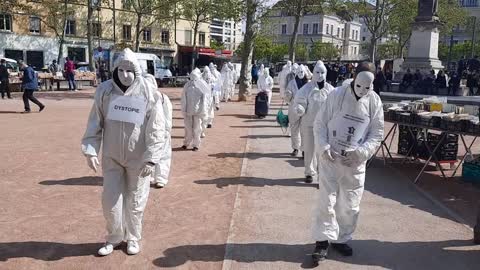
[395,21,444,80]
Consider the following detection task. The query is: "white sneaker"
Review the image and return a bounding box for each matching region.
[201,132,206,138]
[155,182,165,189]
[98,242,120,256]
[127,240,140,255]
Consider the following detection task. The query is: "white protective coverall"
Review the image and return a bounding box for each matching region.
[227,62,237,100]
[220,64,234,102]
[203,67,217,127]
[294,61,334,178]
[181,68,210,148]
[279,61,292,100]
[313,71,384,243]
[285,64,308,152]
[209,63,222,109]
[257,68,274,105]
[143,75,173,187]
[257,64,265,84]
[81,48,166,244]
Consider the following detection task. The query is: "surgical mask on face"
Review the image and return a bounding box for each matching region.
[353,71,375,97]
[117,68,135,86]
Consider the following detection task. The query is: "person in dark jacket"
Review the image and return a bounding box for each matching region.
[20,61,45,113]
[448,71,461,96]
[467,71,479,96]
[399,69,413,92]
[435,70,447,92]
[373,67,386,94]
[0,59,12,99]
[251,64,258,85]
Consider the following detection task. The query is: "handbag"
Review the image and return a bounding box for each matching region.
[276,101,289,134]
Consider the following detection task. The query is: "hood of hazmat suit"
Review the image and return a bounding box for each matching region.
[202,66,216,87]
[258,68,274,92]
[82,48,166,165]
[181,68,210,116]
[294,62,334,127]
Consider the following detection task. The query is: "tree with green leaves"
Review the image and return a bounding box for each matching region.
[178,0,241,69]
[210,39,226,50]
[310,41,339,60]
[121,0,174,52]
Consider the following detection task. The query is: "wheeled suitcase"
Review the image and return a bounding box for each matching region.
[255,92,269,118]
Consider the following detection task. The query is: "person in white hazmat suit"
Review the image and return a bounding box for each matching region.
[285,64,309,157]
[257,64,265,85]
[257,67,274,105]
[202,66,217,129]
[81,48,166,256]
[311,62,384,261]
[220,64,234,102]
[143,75,173,189]
[209,63,222,111]
[181,68,210,151]
[279,61,292,100]
[227,62,237,101]
[294,61,334,183]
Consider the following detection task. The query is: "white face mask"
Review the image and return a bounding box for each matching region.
[312,60,327,83]
[297,68,305,79]
[117,67,135,87]
[353,71,375,97]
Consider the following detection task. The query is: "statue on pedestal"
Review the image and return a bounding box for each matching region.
[416,0,440,22]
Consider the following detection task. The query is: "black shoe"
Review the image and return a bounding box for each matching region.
[181,145,187,150]
[39,106,45,112]
[312,241,329,263]
[192,147,199,151]
[331,243,353,256]
[216,106,220,111]
[291,149,298,157]
[474,225,480,244]
[305,175,313,183]
[207,124,212,128]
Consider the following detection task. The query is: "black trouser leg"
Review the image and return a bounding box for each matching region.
[0,80,9,98]
[24,89,44,110]
[23,90,30,111]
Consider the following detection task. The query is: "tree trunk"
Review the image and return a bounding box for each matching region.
[238,0,256,102]
[135,13,143,52]
[370,36,377,63]
[57,0,68,64]
[191,21,199,70]
[288,13,301,62]
[87,0,95,72]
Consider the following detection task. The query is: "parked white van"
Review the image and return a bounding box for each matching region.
[111,51,172,86]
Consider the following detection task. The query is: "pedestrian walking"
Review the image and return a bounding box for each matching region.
[0,59,12,99]
[20,61,45,113]
[48,60,59,91]
[448,71,461,96]
[64,57,77,91]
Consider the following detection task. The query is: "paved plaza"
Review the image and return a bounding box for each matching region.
[0,88,479,269]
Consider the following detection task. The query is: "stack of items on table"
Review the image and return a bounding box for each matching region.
[75,71,96,81]
[384,97,480,135]
[463,156,480,184]
[397,125,459,161]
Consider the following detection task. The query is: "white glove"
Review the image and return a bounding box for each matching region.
[322,149,335,163]
[139,162,155,177]
[343,150,362,167]
[86,156,100,172]
[296,105,306,116]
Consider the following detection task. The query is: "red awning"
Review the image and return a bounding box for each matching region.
[180,46,232,57]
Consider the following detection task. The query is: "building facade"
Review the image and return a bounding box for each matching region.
[264,8,363,61]
[209,18,243,51]
[0,0,212,70]
[441,0,480,45]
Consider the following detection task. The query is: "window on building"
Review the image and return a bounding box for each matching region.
[123,24,131,40]
[225,22,231,28]
[356,30,358,40]
[337,27,340,37]
[352,29,355,39]
[65,20,76,36]
[303,24,309,35]
[326,24,329,34]
[362,36,366,41]
[281,24,287,35]
[68,47,86,62]
[330,25,333,35]
[185,30,192,45]
[4,49,23,62]
[341,28,344,38]
[313,23,318,34]
[161,30,170,44]
[29,17,41,34]
[143,28,151,42]
[92,22,101,37]
[0,14,12,32]
[354,47,357,55]
[26,51,44,70]
[199,31,206,46]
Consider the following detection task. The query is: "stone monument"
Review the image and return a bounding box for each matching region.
[397,0,443,79]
